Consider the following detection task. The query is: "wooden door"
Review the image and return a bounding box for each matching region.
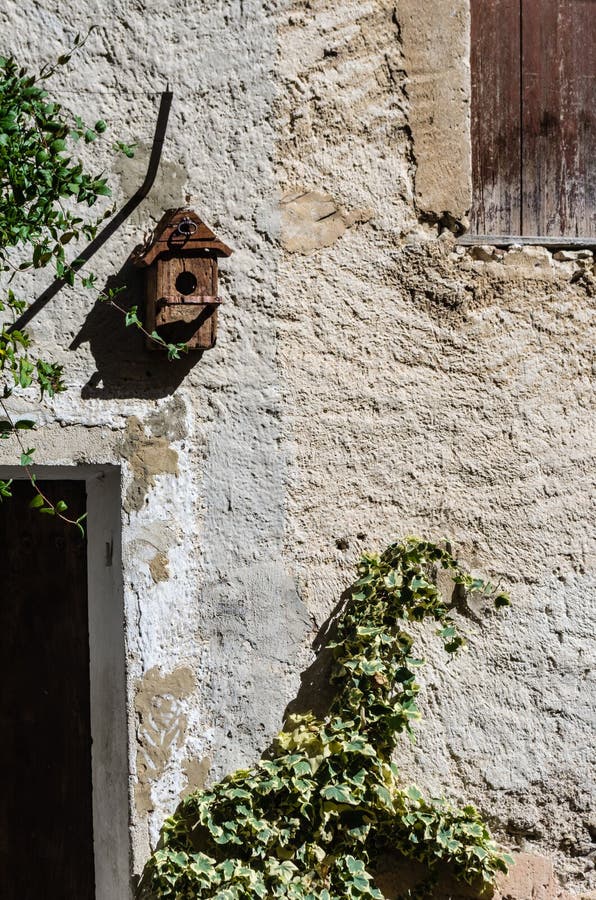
[0,480,94,898]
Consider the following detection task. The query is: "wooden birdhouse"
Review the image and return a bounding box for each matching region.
[133,209,233,351]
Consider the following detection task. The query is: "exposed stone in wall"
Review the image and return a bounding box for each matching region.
[121,416,180,512]
[148,551,169,583]
[281,188,374,253]
[493,853,595,900]
[180,755,211,800]
[399,0,472,220]
[277,0,416,234]
[375,851,596,899]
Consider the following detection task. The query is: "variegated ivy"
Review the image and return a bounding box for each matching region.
[139,537,513,900]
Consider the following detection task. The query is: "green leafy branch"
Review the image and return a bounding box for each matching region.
[0,37,127,527]
[139,537,512,900]
[0,38,184,527]
[103,291,188,361]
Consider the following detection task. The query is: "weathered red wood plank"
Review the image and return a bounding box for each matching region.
[522,0,596,236]
[470,0,522,235]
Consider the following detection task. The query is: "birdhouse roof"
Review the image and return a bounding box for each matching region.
[133,208,233,266]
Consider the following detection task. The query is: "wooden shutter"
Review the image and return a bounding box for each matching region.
[471,0,522,236]
[470,0,596,238]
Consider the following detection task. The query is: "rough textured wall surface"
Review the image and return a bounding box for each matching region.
[0,1,594,897]
[399,0,472,220]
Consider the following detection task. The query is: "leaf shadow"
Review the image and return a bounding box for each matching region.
[69,258,198,400]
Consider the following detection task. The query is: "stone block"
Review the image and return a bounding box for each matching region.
[503,246,553,269]
[494,853,595,900]
[280,188,373,253]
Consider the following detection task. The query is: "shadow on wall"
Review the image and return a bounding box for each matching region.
[70,260,197,400]
[283,577,483,725]
[9,89,205,400]
[283,591,347,723]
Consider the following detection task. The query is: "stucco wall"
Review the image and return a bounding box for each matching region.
[0,1,594,898]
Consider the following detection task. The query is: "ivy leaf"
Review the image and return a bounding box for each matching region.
[113,140,136,157]
[411,576,430,591]
[320,784,358,805]
[125,306,140,327]
[167,342,187,360]
[292,759,312,777]
[344,738,375,756]
[0,479,13,499]
[20,448,35,466]
[383,571,402,588]
[444,636,466,654]
[439,625,457,640]
[18,358,34,388]
[405,785,423,803]
[372,784,395,812]
[189,854,216,877]
[345,856,365,874]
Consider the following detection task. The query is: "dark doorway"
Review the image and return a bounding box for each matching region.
[0,480,95,898]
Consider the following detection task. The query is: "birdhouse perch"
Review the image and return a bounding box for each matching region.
[133,209,233,351]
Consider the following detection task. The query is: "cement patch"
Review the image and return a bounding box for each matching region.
[134,666,195,815]
[121,416,179,512]
[149,551,169,583]
[180,755,211,799]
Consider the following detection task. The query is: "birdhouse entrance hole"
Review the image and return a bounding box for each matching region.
[175,271,197,295]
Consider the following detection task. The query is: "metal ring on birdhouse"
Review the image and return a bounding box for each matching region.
[176,217,197,236]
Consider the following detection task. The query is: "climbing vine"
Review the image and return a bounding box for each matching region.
[139,537,513,900]
[0,36,184,525]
